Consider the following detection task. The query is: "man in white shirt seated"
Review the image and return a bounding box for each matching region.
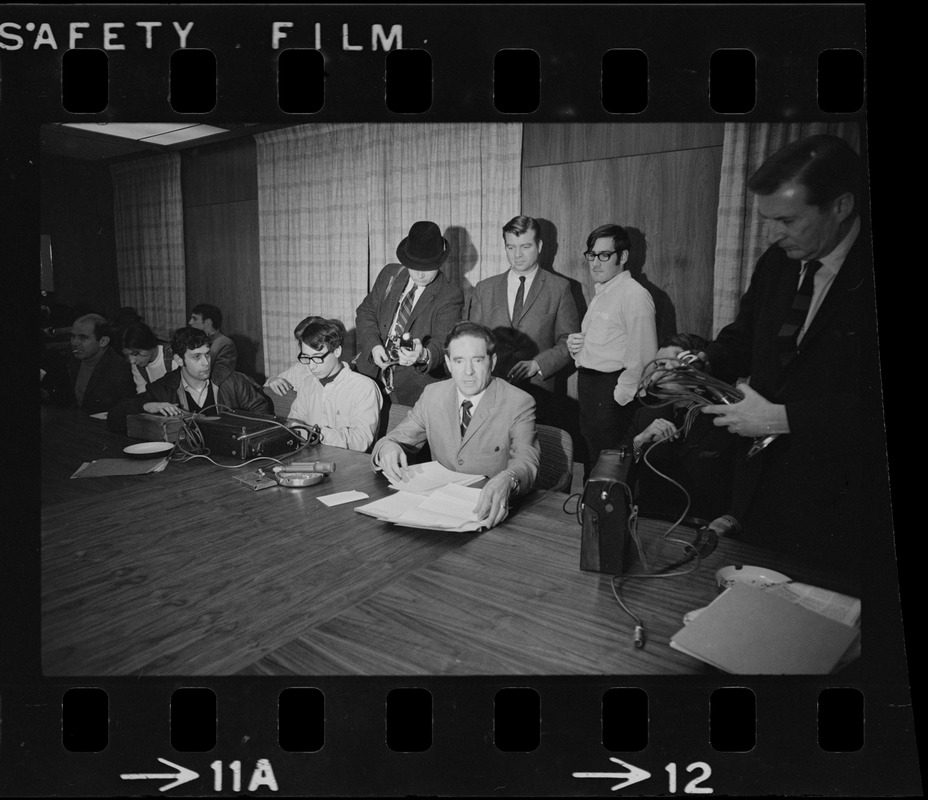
[287,317,382,453]
[371,321,540,530]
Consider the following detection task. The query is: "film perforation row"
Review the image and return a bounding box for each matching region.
[60,685,864,754]
[59,47,864,115]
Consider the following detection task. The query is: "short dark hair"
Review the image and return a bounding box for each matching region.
[300,318,346,352]
[659,332,709,353]
[585,224,630,257]
[121,322,159,351]
[748,134,861,211]
[443,321,497,355]
[171,326,210,359]
[293,315,324,342]
[191,303,222,330]
[74,313,111,342]
[502,215,542,242]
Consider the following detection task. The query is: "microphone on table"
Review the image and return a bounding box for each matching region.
[276,461,337,475]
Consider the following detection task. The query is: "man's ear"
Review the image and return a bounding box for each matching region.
[490,353,498,371]
[333,345,343,360]
[537,239,544,255]
[173,353,184,368]
[619,249,630,269]
[444,354,452,373]
[833,191,855,223]
[99,335,110,349]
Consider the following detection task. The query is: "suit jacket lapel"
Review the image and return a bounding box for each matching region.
[791,234,867,356]
[381,266,409,329]
[516,269,545,324]
[406,270,441,329]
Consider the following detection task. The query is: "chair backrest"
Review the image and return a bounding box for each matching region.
[534,424,574,493]
[379,401,413,438]
[265,388,297,419]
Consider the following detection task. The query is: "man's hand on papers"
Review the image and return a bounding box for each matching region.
[473,471,512,529]
[375,440,412,483]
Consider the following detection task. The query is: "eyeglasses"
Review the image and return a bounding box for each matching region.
[297,350,331,365]
[584,250,617,262]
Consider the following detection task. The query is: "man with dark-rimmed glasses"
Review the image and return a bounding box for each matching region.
[287,317,382,452]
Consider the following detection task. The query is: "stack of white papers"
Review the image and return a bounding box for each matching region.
[71,458,169,478]
[386,461,484,495]
[356,482,485,532]
[669,582,860,674]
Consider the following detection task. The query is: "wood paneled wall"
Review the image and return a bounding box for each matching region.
[40,157,120,319]
[522,123,725,341]
[182,139,264,380]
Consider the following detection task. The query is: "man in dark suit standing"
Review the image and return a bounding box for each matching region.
[59,313,134,414]
[356,221,465,406]
[702,135,876,584]
[467,215,579,425]
[188,303,238,372]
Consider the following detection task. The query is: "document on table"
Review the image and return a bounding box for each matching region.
[669,582,860,674]
[356,483,485,532]
[386,461,484,495]
[71,458,169,478]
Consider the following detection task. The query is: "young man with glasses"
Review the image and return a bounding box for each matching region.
[287,318,382,453]
[566,224,658,476]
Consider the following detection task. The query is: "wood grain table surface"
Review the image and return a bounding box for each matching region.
[41,406,850,677]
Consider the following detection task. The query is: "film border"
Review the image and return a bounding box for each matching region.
[1,3,918,797]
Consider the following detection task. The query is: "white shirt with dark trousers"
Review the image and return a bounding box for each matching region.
[288,362,383,452]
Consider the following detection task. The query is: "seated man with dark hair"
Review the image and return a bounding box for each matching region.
[188,302,238,372]
[50,313,135,414]
[107,326,271,432]
[623,333,736,522]
[286,317,382,452]
[371,321,540,530]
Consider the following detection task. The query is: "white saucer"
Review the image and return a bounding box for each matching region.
[123,441,175,459]
[715,564,792,591]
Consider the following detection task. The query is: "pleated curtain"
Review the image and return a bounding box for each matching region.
[110,153,186,340]
[255,123,522,379]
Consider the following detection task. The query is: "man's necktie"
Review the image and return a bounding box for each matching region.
[138,364,151,385]
[460,400,472,437]
[512,276,525,324]
[777,259,822,366]
[394,287,416,338]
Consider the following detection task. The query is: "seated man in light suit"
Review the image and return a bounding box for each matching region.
[371,321,540,530]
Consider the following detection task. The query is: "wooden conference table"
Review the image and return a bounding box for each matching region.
[41,405,852,677]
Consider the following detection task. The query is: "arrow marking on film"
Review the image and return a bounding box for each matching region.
[120,758,199,792]
[573,757,651,791]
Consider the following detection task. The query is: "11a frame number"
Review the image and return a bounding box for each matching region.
[666,762,713,794]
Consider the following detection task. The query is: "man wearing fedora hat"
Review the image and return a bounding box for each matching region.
[356,220,465,406]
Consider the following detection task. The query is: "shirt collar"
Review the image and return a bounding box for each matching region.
[318,361,345,387]
[807,215,860,277]
[593,269,630,295]
[456,385,488,412]
[509,265,539,283]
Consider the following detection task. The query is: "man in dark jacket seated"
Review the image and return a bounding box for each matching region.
[108,326,271,432]
[622,333,736,523]
[43,313,135,414]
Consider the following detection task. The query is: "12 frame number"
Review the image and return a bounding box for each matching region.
[666,762,713,794]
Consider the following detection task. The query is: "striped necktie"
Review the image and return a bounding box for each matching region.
[512,275,525,324]
[460,400,472,437]
[777,260,822,366]
[394,287,416,338]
